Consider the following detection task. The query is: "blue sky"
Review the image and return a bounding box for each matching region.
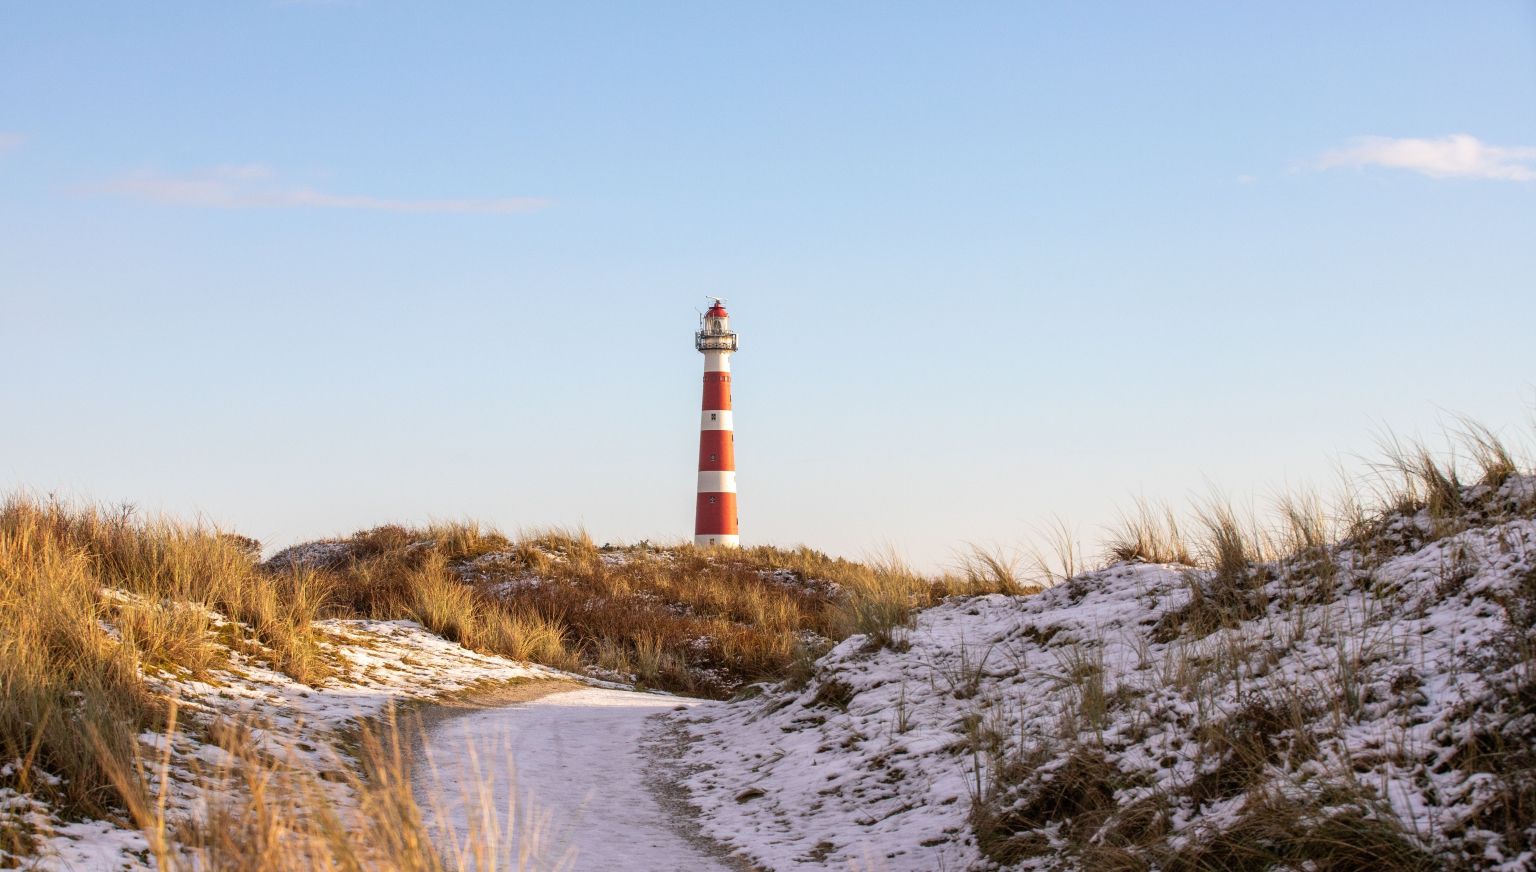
[3,2,1534,569]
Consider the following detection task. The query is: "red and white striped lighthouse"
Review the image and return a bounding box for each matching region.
[695,299,740,548]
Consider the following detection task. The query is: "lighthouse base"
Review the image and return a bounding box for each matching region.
[694,534,740,549]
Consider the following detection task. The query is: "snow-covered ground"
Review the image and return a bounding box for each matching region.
[4,589,741,872]
[11,480,1534,870]
[417,687,733,872]
[672,483,1536,870]
[4,611,573,871]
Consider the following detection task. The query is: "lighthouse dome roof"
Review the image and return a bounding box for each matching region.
[705,302,729,318]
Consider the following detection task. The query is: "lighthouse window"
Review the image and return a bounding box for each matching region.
[709,453,717,462]
[708,496,717,504]
[710,413,717,420]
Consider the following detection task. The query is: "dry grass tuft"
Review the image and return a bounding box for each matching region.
[1105,499,1193,566]
[955,545,1038,597]
[1034,517,1085,585]
[1195,500,1261,586]
[1166,782,1438,872]
[113,597,225,678]
[1187,690,1316,806]
[0,504,156,821]
[1145,501,1270,643]
[1370,434,1468,535]
[973,743,1123,864]
[1459,418,1520,489]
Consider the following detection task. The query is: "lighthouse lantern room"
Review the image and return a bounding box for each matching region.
[695,299,739,548]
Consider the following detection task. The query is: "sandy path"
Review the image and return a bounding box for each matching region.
[414,686,737,872]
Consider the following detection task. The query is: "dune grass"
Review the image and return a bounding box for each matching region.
[0,488,1019,862]
[971,422,1536,870]
[12,417,1520,866]
[0,498,587,867]
[303,526,1031,697]
[0,503,155,821]
[0,495,340,856]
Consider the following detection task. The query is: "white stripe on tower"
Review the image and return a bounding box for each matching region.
[697,471,737,492]
[694,299,740,548]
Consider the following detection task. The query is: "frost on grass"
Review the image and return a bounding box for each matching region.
[675,477,1536,871]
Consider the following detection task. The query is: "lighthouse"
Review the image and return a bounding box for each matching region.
[695,299,740,548]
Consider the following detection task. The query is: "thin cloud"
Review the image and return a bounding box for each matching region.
[97,164,548,214]
[0,132,24,154]
[1318,134,1536,182]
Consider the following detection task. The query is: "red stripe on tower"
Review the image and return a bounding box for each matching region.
[694,299,740,547]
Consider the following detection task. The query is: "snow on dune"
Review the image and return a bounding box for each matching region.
[674,495,1536,869]
[7,613,573,871]
[164,617,569,730]
[12,480,1536,871]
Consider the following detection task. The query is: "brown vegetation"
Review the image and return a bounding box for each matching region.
[0,496,340,858]
[9,415,1523,868]
[299,525,1033,697]
[0,491,1024,863]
